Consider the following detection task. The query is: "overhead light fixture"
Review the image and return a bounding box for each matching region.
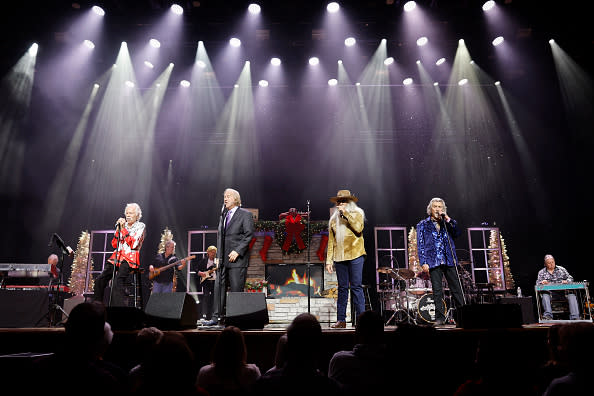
[344,37,356,47]
[403,1,416,12]
[248,4,261,14]
[229,37,241,47]
[171,4,184,15]
[327,2,340,13]
[91,5,105,16]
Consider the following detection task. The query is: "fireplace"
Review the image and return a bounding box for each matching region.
[265,263,324,298]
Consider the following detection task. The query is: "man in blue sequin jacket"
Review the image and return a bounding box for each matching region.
[417,197,466,325]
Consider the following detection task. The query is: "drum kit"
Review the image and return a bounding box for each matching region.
[377,266,448,325]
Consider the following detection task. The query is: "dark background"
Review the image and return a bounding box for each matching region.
[0,0,592,303]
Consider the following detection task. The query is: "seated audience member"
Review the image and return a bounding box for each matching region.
[196,326,261,395]
[31,301,127,396]
[265,334,288,374]
[543,322,594,396]
[328,310,390,394]
[128,326,164,393]
[134,331,209,396]
[251,313,342,396]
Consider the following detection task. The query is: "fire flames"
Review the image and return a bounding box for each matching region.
[271,268,321,297]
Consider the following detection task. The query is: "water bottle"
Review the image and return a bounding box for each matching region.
[517,287,522,298]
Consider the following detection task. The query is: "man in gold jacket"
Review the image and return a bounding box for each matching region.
[326,190,366,328]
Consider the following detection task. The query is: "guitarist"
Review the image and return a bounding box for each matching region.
[149,240,187,294]
[195,245,217,323]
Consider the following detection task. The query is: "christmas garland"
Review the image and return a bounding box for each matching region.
[255,220,328,255]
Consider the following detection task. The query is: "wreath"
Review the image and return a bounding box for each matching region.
[255,220,327,255]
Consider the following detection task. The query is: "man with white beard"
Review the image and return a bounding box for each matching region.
[325,190,366,329]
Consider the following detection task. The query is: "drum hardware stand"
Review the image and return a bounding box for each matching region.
[383,269,416,326]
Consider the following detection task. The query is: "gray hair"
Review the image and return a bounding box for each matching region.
[125,203,142,220]
[426,197,447,216]
[544,254,554,261]
[224,188,242,206]
[165,240,176,248]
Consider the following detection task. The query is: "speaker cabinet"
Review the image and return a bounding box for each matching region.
[145,292,198,329]
[226,292,269,329]
[458,303,523,329]
[498,296,535,324]
[106,306,146,330]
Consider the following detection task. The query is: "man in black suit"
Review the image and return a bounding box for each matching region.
[209,188,255,326]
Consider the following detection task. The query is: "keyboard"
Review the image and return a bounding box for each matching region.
[535,282,589,291]
[0,263,52,272]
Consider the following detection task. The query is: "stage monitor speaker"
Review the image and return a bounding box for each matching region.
[458,303,523,329]
[106,306,146,330]
[145,292,198,330]
[498,296,535,324]
[226,292,269,330]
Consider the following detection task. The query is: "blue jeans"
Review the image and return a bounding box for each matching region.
[541,291,580,320]
[334,255,366,322]
[152,281,173,294]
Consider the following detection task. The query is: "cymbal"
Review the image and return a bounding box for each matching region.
[397,268,415,280]
[377,267,393,274]
[458,260,471,265]
[379,281,392,288]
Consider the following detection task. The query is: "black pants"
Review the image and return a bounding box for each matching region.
[200,280,215,319]
[429,264,465,322]
[93,261,131,306]
[212,266,248,320]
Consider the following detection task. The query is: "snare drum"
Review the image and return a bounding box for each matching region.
[383,291,407,311]
[408,277,432,296]
[417,293,447,323]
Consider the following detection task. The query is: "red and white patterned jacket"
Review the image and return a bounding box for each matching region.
[108,221,145,269]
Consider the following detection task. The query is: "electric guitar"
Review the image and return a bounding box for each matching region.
[200,258,219,284]
[149,255,195,280]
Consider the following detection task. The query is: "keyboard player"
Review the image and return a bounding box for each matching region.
[4,254,59,286]
[536,254,580,320]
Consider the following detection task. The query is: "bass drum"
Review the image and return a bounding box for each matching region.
[417,293,447,324]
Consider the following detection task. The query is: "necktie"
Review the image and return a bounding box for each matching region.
[225,210,232,229]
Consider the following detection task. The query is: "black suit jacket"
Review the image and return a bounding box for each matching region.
[217,207,255,269]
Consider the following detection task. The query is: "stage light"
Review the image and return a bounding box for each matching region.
[403,1,416,12]
[494,81,501,86]
[149,39,161,48]
[230,37,241,47]
[270,57,281,66]
[355,82,360,86]
[125,80,135,88]
[433,82,438,86]
[28,43,38,56]
[180,80,190,87]
[93,83,99,88]
[549,39,555,44]
[196,60,206,68]
[328,78,338,86]
[234,84,239,88]
[309,57,319,65]
[384,57,394,65]
[435,57,446,66]
[248,4,261,14]
[416,60,421,64]
[92,5,105,16]
[459,39,465,45]
[403,77,413,85]
[144,60,154,69]
[83,40,95,49]
[344,37,356,47]
[171,4,184,15]
[416,36,428,46]
[492,36,504,46]
[258,79,268,87]
[327,2,340,13]
[482,1,495,11]
[458,78,468,86]
[337,60,343,64]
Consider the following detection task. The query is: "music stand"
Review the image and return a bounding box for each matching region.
[37,233,70,327]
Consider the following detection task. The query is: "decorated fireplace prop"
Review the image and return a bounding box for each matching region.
[265,263,324,298]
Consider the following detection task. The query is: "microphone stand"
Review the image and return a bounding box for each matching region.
[305,200,311,314]
[442,215,467,323]
[108,223,124,307]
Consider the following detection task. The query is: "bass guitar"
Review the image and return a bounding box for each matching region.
[149,255,195,280]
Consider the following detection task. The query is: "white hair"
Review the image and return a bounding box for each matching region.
[544,254,554,261]
[125,203,142,220]
[330,201,365,246]
[426,197,447,216]
[224,188,242,206]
